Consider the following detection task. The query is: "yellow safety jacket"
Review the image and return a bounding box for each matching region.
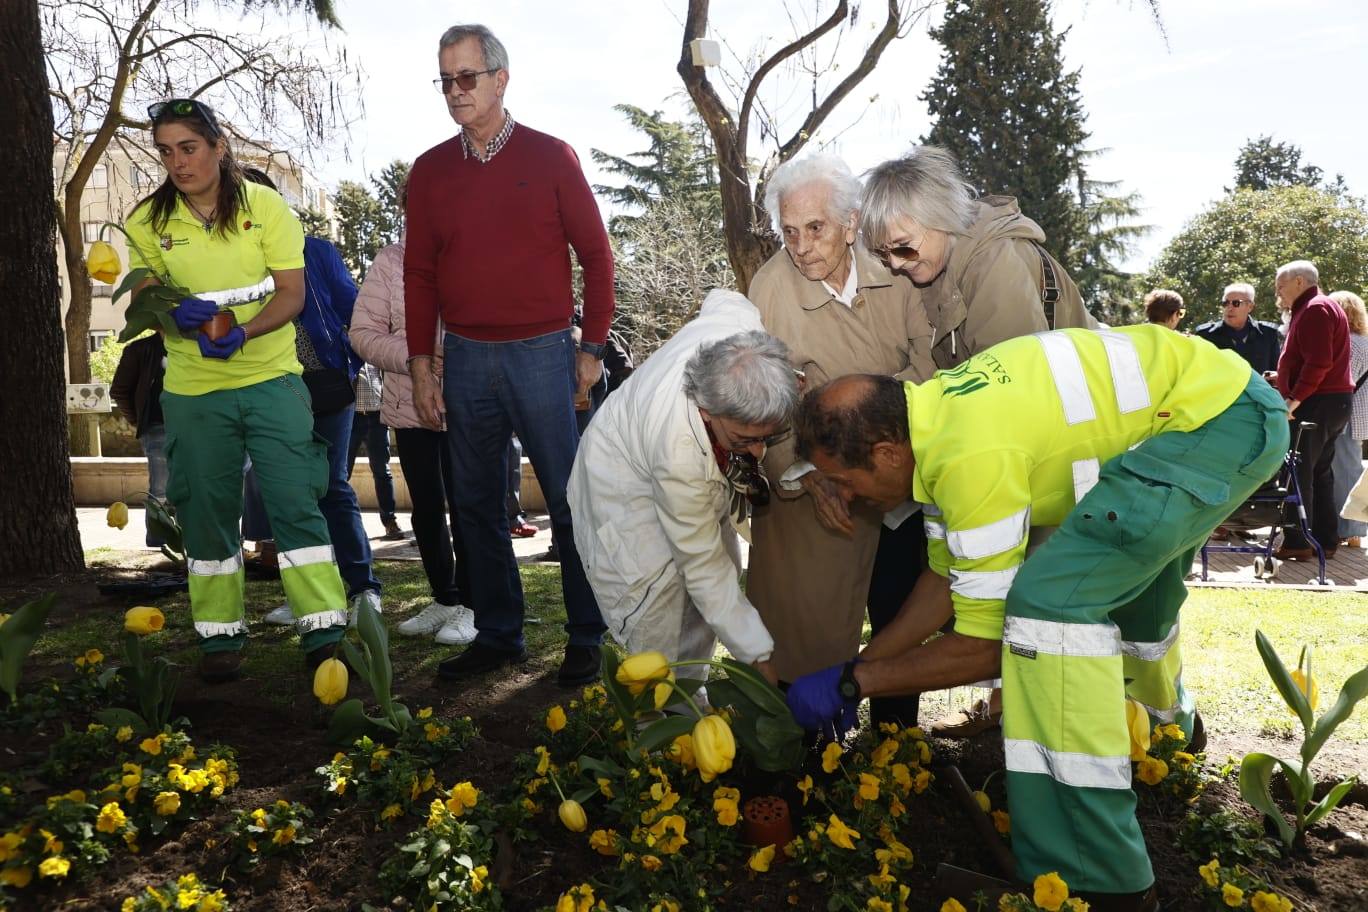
[910,325,1254,640]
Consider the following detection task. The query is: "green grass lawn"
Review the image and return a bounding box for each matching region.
[33,562,1368,742]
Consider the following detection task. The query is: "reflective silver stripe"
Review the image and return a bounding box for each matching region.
[1133,698,1178,723]
[1037,333,1095,425]
[197,276,276,307]
[1004,738,1132,789]
[922,502,942,516]
[194,620,246,638]
[1003,616,1122,657]
[187,552,244,577]
[1072,457,1101,504]
[296,609,348,632]
[950,566,1019,600]
[278,545,336,569]
[1099,330,1151,414]
[924,517,947,540]
[946,506,1030,560]
[1121,621,1180,662]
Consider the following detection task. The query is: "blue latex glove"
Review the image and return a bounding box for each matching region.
[170,297,219,333]
[198,326,246,359]
[786,663,859,737]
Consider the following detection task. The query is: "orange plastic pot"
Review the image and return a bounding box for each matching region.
[742,795,794,851]
[199,311,236,341]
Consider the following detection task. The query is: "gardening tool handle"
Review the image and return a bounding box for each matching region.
[943,764,1018,879]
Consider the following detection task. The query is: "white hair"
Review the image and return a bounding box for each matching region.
[763,154,862,232]
[439,24,509,70]
[1222,282,1256,301]
[682,330,798,426]
[859,145,978,250]
[1276,260,1319,285]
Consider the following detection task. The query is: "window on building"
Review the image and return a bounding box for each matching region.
[83,222,101,243]
[89,330,113,352]
[91,164,108,188]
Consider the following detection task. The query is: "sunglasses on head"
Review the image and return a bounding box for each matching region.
[432,69,500,93]
[148,99,221,134]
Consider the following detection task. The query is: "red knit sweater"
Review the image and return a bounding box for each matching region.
[1277,286,1352,403]
[403,124,615,356]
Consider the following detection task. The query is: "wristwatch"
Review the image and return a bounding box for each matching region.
[837,661,862,701]
[579,339,607,360]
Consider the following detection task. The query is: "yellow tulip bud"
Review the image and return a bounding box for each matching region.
[86,240,122,284]
[692,714,736,782]
[313,658,348,706]
[1290,669,1319,713]
[558,799,588,832]
[124,606,165,635]
[616,650,671,695]
[107,502,130,530]
[1125,698,1152,761]
[653,672,676,711]
[972,790,990,813]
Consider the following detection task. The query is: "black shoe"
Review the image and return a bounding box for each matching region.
[382,518,406,541]
[436,642,528,680]
[557,645,602,686]
[1187,711,1207,754]
[198,651,243,684]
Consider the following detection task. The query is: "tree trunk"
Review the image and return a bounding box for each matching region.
[62,226,98,455]
[0,0,86,579]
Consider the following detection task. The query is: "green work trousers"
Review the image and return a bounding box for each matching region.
[162,374,348,654]
[1000,374,1289,894]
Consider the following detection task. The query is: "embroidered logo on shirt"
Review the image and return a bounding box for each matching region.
[158,234,189,250]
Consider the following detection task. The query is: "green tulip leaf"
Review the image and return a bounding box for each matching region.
[1255,630,1313,735]
[0,593,56,702]
[1305,777,1358,827]
[635,714,697,754]
[1303,664,1368,765]
[1238,751,1296,846]
[715,657,789,716]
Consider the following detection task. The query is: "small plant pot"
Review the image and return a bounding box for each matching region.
[199,310,236,341]
[742,795,794,851]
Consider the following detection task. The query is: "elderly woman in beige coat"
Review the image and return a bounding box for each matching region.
[856,145,1095,737]
[746,154,936,726]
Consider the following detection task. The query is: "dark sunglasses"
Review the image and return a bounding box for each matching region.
[148,99,221,129]
[1222,299,1251,307]
[871,242,921,266]
[432,69,500,94]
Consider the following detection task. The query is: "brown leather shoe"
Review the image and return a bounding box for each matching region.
[1343,536,1362,549]
[928,698,1003,739]
[1273,545,1335,561]
[198,650,243,684]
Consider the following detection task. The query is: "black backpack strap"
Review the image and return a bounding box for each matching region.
[1033,242,1060,329]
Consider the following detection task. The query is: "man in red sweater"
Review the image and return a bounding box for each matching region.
[405,23,613,685]
[1271,260,1353,560]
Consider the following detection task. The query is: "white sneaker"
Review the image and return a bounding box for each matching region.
[433,606,478,646]
[396,601,462,637]
[348,589,383,627]
[264,602,294,626]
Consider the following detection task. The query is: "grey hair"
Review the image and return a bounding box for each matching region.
[682,330,798,426]
[763,154,862,232]
[1277,260,1319,286]
[858,145,977,250]
[1222,282,1256,301]
[439,24,509,71]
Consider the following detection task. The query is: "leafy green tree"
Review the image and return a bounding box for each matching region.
[922,0,1088,270]
[296,208,331,239]
[591,105,719,236]
[372,159,411,248]
[332,180,383,279]
[1231,136,1344,194]
[1147,186,1368,325]
[1074,150,1150,321]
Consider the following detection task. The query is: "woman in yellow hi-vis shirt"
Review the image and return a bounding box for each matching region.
[124,98,348,683]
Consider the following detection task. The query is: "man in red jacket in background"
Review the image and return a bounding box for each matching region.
[405,23,613,685]
[1271,259,1353,560]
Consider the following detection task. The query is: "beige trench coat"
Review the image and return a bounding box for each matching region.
[746,247,936,681]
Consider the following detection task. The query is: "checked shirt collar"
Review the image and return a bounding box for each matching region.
[461,111,516,163]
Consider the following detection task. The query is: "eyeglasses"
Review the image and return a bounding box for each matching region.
[1222,299,1251,307]
[722,424,789,451]
[148,99,221,134]
[870,242,921,266]
[432,69,500,94]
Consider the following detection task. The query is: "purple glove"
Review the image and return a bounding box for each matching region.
[170,297,219,333]
[786,663,859,737]
[198,326,246,359]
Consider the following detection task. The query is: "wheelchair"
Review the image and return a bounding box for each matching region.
[1199,421,1329,585]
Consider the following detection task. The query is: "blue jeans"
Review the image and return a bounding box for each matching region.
[442,329,605,652]
[347,411,398,523]
[313,404,381,597]
[241,405,380,597]
[140,423,168,548]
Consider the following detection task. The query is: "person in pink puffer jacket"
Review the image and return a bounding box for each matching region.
[351,220,478,646]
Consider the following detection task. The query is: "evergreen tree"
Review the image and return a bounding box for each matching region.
[1230,135,1345,194]
[921,0,1088,269]
[591,104,720,237]
[371,159,411,247]
[332,179,383,279]
[1073,148,1150,320]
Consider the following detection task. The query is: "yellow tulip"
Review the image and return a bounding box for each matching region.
[653,672,676,710]
[546,704,567,733]
[1290,669,1319,713]
[616,650,671,694]
[313,658,348,706]
[972,790,990,813]
[1125,698,1152,760]
[107,501,130,530]
[558,799,588,832]
[1032,871,1070,911]
[940,901,967,912]
[124,606,165,635]
[86,240,122,284]
[692,714,736,782]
